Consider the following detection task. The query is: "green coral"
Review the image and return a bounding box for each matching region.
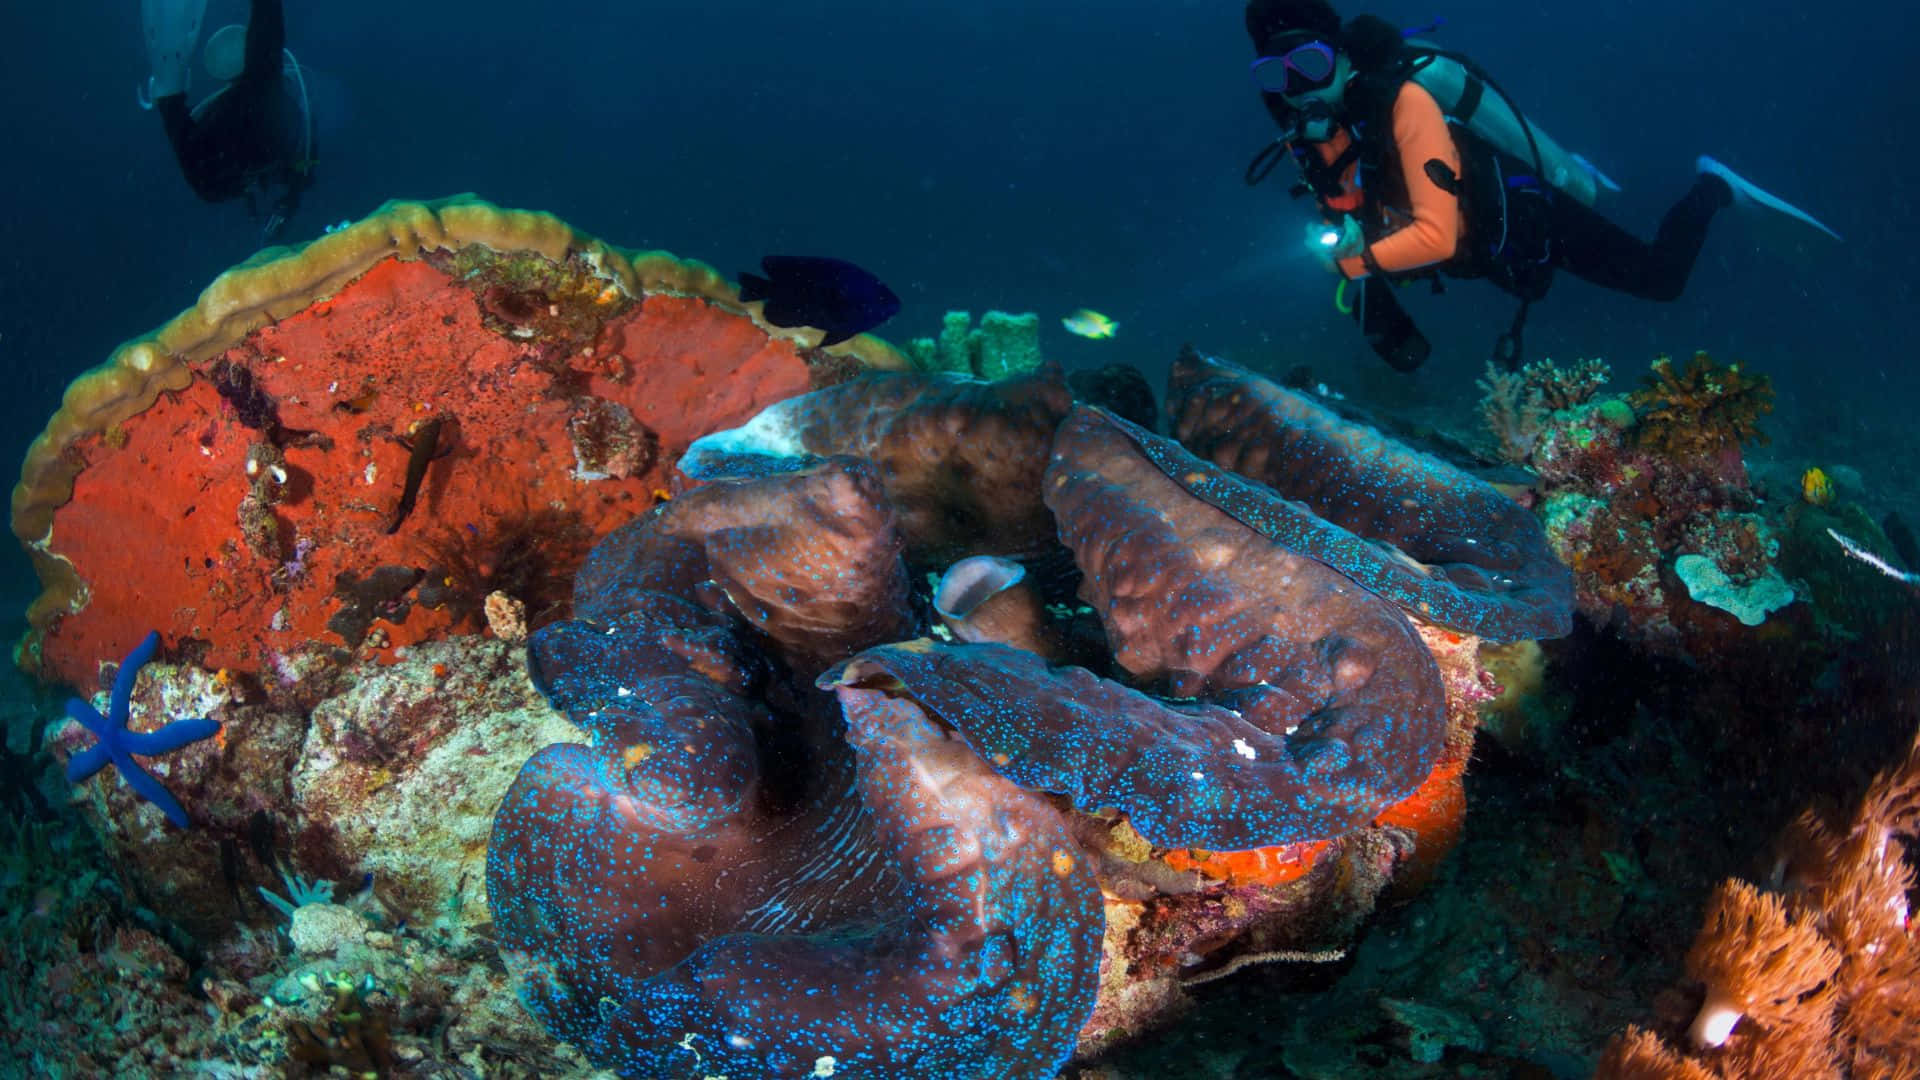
[1628,350,1773,458]
[905,310,1046,379]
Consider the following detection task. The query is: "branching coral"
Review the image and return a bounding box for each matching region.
[1595,1027,1719,1079]
[1629,350,1774,460]
[1599,729,1920,1077]
[1477,357,1613,464]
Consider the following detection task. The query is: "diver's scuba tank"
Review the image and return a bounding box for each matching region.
[1400,48,1607,207]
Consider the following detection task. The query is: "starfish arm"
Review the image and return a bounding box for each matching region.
[111,631,162,724]
[65,744,112,782]
[119,758,192,829]
[64,697,110,738]
[121,717,220,756]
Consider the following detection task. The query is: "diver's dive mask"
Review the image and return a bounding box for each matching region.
[1251,36,1351,143]
[1249,38,1338,96]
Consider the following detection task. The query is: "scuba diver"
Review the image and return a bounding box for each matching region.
[141,0,315,243]
[1243,0,1842,372]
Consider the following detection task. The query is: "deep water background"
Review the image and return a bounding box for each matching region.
[2,0,1916,664]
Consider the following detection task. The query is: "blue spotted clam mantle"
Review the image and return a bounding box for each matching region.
[486,363,1572,1077]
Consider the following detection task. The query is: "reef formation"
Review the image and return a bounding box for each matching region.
[12,200,1578,1077]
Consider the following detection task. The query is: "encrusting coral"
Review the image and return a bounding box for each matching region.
[1598,728,1920,1078]
[9,195,908,690]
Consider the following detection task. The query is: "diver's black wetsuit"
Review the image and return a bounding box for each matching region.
[1520,173,1734,303]
[155,0,309,233]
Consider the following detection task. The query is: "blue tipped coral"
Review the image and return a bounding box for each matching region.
[64,631,220,829]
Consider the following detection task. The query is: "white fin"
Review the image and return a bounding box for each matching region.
[1698,155,1842,241]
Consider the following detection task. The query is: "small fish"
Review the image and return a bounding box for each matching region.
[738,256,900,347]
[1062,309,1117,340]
[387,417,449,535]
[1800,466,1834,507]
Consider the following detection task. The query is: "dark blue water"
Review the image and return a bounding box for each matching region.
[5,3,1913,482]
[0,2,1910,648]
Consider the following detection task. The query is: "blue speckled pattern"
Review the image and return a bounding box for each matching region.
[487,456,1102,1079]
[678,370,1072,566]
[1167,348,1575,643]
[1026,405,1445,845]
[829,636,1439,849]
[487,366,1527,1075]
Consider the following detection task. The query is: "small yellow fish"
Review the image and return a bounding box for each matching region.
[1062,308,1117,340]
[1801,466,1834,506]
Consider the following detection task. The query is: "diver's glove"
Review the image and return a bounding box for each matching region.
[1304,216,1365,271]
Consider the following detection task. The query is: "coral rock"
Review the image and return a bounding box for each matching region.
[12,197,904,689]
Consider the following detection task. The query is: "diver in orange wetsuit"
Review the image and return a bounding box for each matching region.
[1244,0,1841,372]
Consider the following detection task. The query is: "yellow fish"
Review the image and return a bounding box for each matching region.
[1062,308,1117,340]
[1801,466,1833,506]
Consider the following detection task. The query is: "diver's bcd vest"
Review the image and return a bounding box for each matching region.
[1330,48,1569,296]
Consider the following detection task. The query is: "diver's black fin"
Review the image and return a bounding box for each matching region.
[738,272,772,303]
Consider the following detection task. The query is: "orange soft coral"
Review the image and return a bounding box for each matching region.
[1607,727,1920,1078]
[1683,878,1840,1048]
[1628,350,1774,460]
[1595,1026,1718,1080]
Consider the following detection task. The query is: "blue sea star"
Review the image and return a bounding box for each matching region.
[64,631,220,829]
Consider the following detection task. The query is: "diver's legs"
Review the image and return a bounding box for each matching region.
[1546,176,1731,302]
[242,0,286,84]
